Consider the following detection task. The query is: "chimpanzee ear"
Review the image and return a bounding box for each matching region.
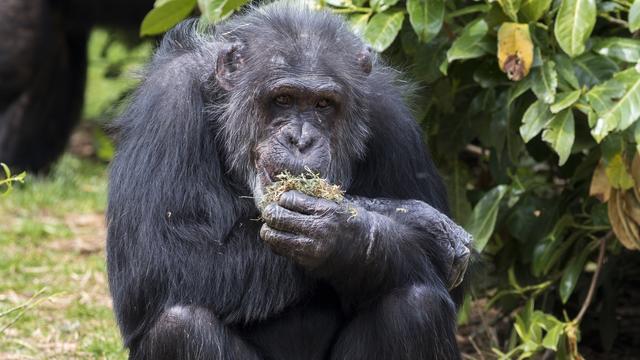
[216,42,245,90]
[356,46,373,75]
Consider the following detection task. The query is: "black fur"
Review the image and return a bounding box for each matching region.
[107,3,470,359]
[0,0,153,172]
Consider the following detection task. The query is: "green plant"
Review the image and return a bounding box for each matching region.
[260,169,345,210]
[139,0,640,357]
[0,163,26,195]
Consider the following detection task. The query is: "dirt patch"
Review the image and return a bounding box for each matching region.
[46,213,106,255]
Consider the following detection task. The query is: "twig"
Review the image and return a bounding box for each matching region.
[598,14,628,27]
[465,144,488,157]
[468,335,486,360]
[573,232,611,324]
[0,288,52,334]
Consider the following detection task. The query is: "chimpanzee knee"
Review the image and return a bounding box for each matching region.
[332,284,460,360]
[131,306,260,360]
[384,284,459,359]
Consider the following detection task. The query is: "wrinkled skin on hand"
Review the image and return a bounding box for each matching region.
[260,191,472,292]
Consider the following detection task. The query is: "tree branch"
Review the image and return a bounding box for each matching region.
[574,232,611,324]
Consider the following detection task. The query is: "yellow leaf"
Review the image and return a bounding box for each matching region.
[589,161,612,202]
[605,154,635,190]
[497,23,534,81]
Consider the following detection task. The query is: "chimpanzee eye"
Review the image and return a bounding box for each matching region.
[316,98,331,109]
[274,95,292,107]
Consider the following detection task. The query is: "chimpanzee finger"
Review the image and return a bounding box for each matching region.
[278,191,339,215]
[262,202,318,236]
[259,224,324,267]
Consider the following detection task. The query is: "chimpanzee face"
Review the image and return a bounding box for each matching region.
[212,26,373,206]
[252,76,344,194]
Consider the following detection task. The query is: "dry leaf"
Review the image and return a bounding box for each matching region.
[609,189,640,250]
[497,23,534,81]
[565,323,585,360]
[631,153,640,200]
[589,161,612,202]
[622,190,640,226]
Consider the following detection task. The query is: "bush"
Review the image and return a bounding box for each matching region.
[139,0,640,357]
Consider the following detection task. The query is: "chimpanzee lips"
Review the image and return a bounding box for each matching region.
[259,166,275,187]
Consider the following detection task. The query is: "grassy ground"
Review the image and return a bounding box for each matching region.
[0,28,150,359]
[0,156,126,359]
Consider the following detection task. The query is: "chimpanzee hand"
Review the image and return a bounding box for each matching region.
[347,196,472,289]
[260,190,368,269]
[260,191,472,290]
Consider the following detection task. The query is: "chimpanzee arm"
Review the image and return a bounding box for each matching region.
[348,196,472,289]
[260,192,467,359]
[260,191,471,301]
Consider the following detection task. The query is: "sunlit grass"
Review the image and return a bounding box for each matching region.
[0,26,150,359]
[0,155,126,359]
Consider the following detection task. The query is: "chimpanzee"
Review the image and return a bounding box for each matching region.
[0,0,153,172]
[107,3,472,359]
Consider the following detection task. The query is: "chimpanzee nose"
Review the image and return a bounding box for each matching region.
[285,123,316,154]
[287,134,314,153]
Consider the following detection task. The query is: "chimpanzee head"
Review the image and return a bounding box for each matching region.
[209,4,374,204]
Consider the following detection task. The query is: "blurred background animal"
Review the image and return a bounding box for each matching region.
[0,0,153,172]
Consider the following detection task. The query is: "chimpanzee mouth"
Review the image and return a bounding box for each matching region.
[259,167,275,187]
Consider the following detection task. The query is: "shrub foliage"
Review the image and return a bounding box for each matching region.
[140,0,640,357]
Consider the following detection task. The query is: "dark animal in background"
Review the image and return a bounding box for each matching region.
[107,3,472,359]
[0,0,153,172]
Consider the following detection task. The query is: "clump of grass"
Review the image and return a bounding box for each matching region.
[260,169,344,209]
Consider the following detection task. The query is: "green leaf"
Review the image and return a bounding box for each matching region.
[588,68,640,141]
[554,54,580,89]
[508,77,532,105]
[447,20,490,62]
[630,0,640,33]
[199,0,247,23]
[348,13,371,36]
[520,100,554,142]
[550,90,581,113]
[592,37,640,63]
[406,0,445,43]
[635,121,640,153]
[553,0,596,57]
[499,0,522,21]
[574,53,619,88]
[363,11,405,52]
[520,0,552,22]
[371,0,400,12]
[542,109,575,165]
[542,324,564,351]
[0,163,26,195]
[531,60,558,104]
[154,0,174,7]
[605,154,635,189]
[532,215,576,276]
[411,39,448,83]
[586,79,626,141]
[465,185,508,253]
[587,80,626,115]
[324,0,351,6]
[611,68,640,130]
[141,0,196,36]
[559,242,593,303]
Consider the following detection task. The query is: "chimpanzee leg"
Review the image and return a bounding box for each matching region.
[130,305,261,360]
[330,284,460,360]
